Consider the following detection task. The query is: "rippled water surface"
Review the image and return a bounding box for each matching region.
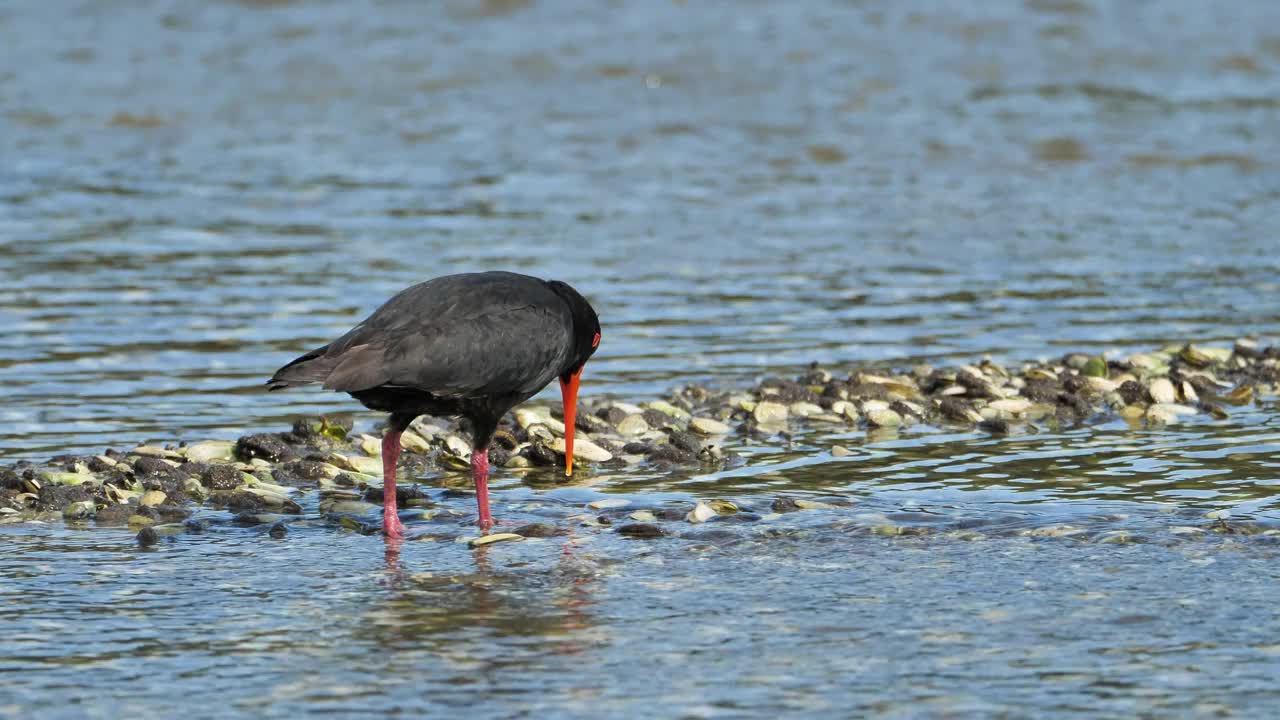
[3,0,1280,717]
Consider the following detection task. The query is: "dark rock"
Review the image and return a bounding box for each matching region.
[208,490,268,512]
[37,484,92,511]
[234,433,296,463]
[621,441,652,455]
[602,406,629,426]
[1062,375,1086,394]
[132,456,182,478]
[201,464,243,490]
[667,431,702,454]
[572,411,612,434]
[938,397,977,423]
[525,441,560,467]
[1021,379,1061,404]
[512,522,561,538]
[184,518,209,533]
[617,523,666,538]
[772,497,801,513]
[490,430,519,450]
[764,379,817,404]
[276,460,332,482]
[488,446,512,469]
[232,511,271,526]
[1057,392,1091,418]
[363,484,430,505]
[86,456,117,473]
[956,371,994,398]
[1117,380,1148,405]
[595,514,612,526]
[641,409,672,429]
[646,444,696,464]
[135,526,160,547]
[847,382,890,401]
[93,503,133,526]
[268,522,289,539]
[978,419,1011,435]
[150,505,193,523]
[890,400,923,422]
[0,468,20,490]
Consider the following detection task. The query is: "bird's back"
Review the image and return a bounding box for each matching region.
[269,272,576,403]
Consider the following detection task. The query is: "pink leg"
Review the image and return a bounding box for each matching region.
[382,431,407,538]
[472,447,493,531]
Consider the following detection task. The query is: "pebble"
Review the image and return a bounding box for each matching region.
[468,533,524,548]
[866,409,903,427]
[184,441,235,463]
[1148,378,1177,404]
[689,417,730,435]
[752,401,789,425]
[135,526,160,547]
[831,445,851,457]
[686,501,717,523]
[550,437,613,463]
[788,402,824,417]
[140,490,167,507]
[617,523,665,538]
[588,498,630,510]
[616,414,651,436]
[400,429,432,454]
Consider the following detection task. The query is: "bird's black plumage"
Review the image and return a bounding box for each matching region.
[269,271,600,447]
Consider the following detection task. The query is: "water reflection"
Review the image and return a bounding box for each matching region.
[375,534,602,658]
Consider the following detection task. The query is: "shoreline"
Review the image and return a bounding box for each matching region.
[2,340,1276,540]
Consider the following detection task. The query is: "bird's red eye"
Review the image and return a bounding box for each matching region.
[591,332,600,348]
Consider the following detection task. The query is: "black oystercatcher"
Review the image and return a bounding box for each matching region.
[267,272,601,537]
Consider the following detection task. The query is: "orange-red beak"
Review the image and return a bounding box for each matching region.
[559,368,582,476]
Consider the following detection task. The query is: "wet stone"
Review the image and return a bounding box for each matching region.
[647,444,696,465]
[135,526,160,547]
[772,497,801,513]
[1020,379,1061,404]
[268,522,289,539]
[641,408,673,429]
[133,456,185,479]
[1117,380,1148,405]
[617,523,666,538]
[94,503,134,526]
[201,464,243,491]
[978,419,1011,435]
[275,460,334,483]
[654,507,690,521]
[37,484,92,512]
[363,484,430,505]
[512,522,561,538]
[234,433,296,463]
[667,431,702,454]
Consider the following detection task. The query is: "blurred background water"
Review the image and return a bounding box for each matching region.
[3,1,1280,717]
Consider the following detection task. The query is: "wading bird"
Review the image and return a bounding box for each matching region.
[267,271,601,537]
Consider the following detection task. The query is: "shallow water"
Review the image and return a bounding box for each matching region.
[3,0,1280,716]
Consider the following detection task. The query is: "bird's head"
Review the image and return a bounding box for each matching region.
[547,280,601,477]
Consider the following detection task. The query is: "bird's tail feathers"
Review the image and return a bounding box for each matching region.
[266,345,336,391]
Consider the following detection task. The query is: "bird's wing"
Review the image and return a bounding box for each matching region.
[320,274,574,398]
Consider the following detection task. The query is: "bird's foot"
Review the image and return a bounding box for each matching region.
[384,516,409,538]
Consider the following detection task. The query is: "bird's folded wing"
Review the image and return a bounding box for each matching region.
[324,305,573,398]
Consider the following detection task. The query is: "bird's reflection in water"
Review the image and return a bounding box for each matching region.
[370,531,602,657]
